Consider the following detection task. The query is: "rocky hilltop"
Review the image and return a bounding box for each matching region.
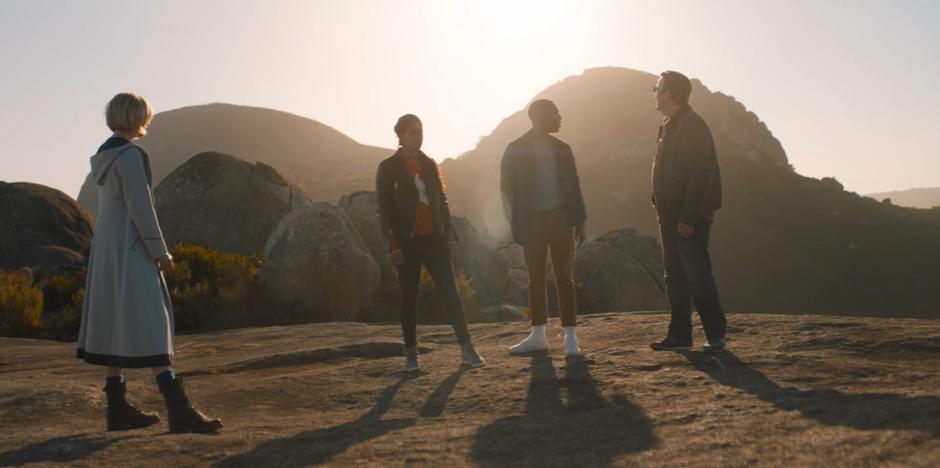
[77,104,392,215]
[441,67,940,318]
[0,313,938,467]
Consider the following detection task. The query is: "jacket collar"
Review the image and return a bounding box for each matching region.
[391,147,432,166]
[663,104,692,129]
[658,104,692,140]
[522,129,561,147]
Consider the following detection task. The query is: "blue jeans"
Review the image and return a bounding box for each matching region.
[659,220,727,343]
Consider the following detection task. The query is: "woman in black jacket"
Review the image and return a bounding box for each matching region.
[375,114,485,371]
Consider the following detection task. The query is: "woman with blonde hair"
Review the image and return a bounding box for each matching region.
[76,92,222,433]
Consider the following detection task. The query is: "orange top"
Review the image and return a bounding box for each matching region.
[404,159,437,235]
[390,159,437,252]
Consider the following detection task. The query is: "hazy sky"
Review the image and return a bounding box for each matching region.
[2,0,938,198]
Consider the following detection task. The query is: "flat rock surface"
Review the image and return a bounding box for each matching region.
[1,313,938,467]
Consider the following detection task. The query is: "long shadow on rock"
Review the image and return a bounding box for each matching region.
[419,368,466,418]
[184,342,432,376]
[0,434,136,465]
[471,353,659,466]
[686,351,940,437]
[215,374,419,467]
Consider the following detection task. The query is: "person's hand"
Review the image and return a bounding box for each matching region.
[678,222,695,239]
[389,249,405,267]
[575,223,587,246]
[156,254,175,271]
[449,241,459,258]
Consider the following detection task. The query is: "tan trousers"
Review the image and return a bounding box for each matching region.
[523,207,577,326]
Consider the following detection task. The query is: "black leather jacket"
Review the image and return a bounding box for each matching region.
[375,149,457,243]
[651,106,722,226]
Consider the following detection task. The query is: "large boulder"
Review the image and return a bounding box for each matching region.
[153,152,308,254]
[338,191,396,285]
[338,191,400,321]
[0,182,94,272]
[258,203,379,321]
[496,242,531,306]
[451,216,512,306]
[574,228,668,313]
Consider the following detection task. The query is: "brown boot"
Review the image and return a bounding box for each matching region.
[104,381,160,431]
[158,377,223,433]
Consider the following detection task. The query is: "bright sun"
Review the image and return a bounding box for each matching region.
[455,0,569,41]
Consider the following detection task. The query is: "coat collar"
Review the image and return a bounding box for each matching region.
[521,129,563,149]
[391,147,433,167]
[658,104,693,141]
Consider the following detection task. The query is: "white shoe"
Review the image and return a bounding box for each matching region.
[509,333,548,354]
[563,338,582,356]
[563,326,582,356]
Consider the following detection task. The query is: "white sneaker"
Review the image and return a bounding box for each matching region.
[509,333,548,354]
[563,337,582,356]
[563,326,582,356]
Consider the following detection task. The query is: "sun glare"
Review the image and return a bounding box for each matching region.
[456,0,569,41]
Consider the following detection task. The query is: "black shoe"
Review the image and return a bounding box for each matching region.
[703,338,727,353]
[649,337,692,351]
[158,377,223,433]
[104,381,161,431]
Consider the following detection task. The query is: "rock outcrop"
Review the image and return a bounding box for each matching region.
[154,152,308,254]
[258,203,379,321]
[0,182,94,272]
[574,228,668,313]
[2,313,938,466]
[450,216,512,306]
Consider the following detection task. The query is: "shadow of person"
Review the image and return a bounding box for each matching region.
[419,368,467,418]
[0,434,136,466]
[215,373,419,467]
[471,352,659,466]
[685,351,940,437]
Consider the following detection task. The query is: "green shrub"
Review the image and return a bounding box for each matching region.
[416,269,482,324]
[0,271,43,335]
[164,244,260,331]
[37,269,86,339]
[40,286,84,340]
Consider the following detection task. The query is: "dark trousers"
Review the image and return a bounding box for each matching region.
[659,220,727,343]
[397,233,471,347]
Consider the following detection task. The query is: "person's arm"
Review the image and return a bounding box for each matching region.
[566,145,587,225]
[435,164,459,244]
[115,148,169,260]
[565,145,588,245]
[678,119,717,227]
[500,145,515,225]
[375,161,397,250]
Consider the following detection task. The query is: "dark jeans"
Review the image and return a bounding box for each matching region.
[397,233,471,347]
[659,220,727,343]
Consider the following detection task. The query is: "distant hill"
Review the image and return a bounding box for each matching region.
[867,187,940,209]
[440,67,940,318]
[77,103,392,214]
[71,70,940,318]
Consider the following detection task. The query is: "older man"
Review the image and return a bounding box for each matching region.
[649,71,728,353]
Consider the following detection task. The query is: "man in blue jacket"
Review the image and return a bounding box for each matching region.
[501,99,588,356]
